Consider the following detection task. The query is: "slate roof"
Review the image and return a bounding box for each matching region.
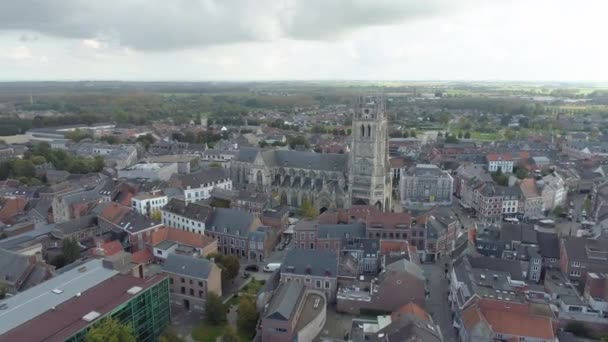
[206,207,254,236]
[265,281,304,321]
[500,223,538,245]
[162,253,213,280]
[317,222,365,239]
[175,168,230,189]
[272,150,348,172]
[537,232,559,259]
[235,147,261,163]
[0,248,32,288]
[468,255,524,281]
[52,215,98,236]
[162,198,212,222]
[281,249,338,277]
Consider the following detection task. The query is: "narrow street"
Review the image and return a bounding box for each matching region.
[421,260,457,342]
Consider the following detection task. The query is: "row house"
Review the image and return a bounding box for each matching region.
[486,153,514,173]
[473,182,522,223]
[280,249,339,302]
[520,178,544,220]
[131,191,168,216]
[97,202,163,252]
[204,207,271,262]
[170,168,232,203]
[161,198,212,235]
[423,208,458,261]
[560,237,608,291]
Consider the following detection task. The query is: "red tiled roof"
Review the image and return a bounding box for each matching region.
[99,202,130,224]
[391,303,431,322]
[150,227,215,249]
[462,299,555,340]
[379,240,414,255]
[519,178,540,198]
[367,211,412,228]
[486,153,513,162]
[98,240,123,256]
[0,197,28,222]
[131,249,153,264]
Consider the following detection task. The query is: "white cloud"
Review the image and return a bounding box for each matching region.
[7,45,33,60]
[82,38,101,49]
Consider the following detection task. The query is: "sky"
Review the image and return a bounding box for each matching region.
[0,0,607,81]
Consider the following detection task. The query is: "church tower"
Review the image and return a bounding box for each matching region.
[349,94,392,211]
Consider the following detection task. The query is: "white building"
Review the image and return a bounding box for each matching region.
[131,192,168,216]
[161,198,212,235]
[541,172,567,211]
[172,168,232,203]
[486,153,514,173]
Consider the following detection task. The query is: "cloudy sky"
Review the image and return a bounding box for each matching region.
[0,0,606,81]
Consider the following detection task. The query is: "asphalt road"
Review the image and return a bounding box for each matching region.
[422,259,457,342]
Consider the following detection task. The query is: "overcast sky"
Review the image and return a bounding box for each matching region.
[0,0,606,81]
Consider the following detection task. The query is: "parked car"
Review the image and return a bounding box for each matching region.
[263,263,281,272]
[241,272,250,279]
[245,265,259,272]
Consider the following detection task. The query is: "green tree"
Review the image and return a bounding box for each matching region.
[85,317,136,342]
[150,210,162,222]
[564,321,591,338]
[222,326,239,342]
[287,135,309,149]
[237,296,259,339]
[300,198,316,219]
[553,206,565,217]
[504,128,517,140]
[514,167,529,180]
[30,155,47,165]
[66,129,92,142]
[409,130,417,138]
[457,131,463,139]
[464,131,471,139]
[583,197,592,213]
[12,159,36,178]
[491,168,509,186]
[136,133,156,151]
[207,254,240,282]
[205,293,226,325]
[438,112,452,126]
[0,283,7,300]
[62,238,81,265]
[444,134,459,144]
[159,327,185,342]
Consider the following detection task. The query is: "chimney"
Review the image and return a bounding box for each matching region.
[305,265,312,274]
[324,268,332,277]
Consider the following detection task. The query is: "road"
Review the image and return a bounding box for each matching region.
[422,259,457,342]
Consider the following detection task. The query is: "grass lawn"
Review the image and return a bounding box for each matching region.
[226,279,266,307]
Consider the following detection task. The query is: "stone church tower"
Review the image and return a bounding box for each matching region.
[349,94,392,211]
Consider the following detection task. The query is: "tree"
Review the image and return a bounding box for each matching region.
[0,283,7,300]
[444,134,459,144]
[564,321,591,338]
[66,129,91,142]
[409,130,417,138]
[207,253,240,282]
[237,296,259,339]
[300,198,316,219]
[136,133,156,150]
[85,318,136,342]
[222,326,239,342]
[553,206,565,217]
[205,293,226,325]
[437,131,443,138]
[438,112,452,126]
[287,135,309,149]
[159,327,185,342]
[464,131,471,139]
[514,167,529,180]
[62,238,80,265]
[491,168,509,186]
[504,128,517,140]
[457,131,463,139]
[150,210,162,222]
[583,197,592,213]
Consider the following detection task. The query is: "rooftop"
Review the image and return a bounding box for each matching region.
[0,259,119,335]
[1,274,166,342]
[281,249,338,278]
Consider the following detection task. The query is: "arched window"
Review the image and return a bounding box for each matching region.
[360,124,365,137]
[256,170,263,185]
[368,124,372,137]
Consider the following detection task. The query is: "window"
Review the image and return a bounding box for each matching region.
[306,278,311,283]
[310,243,315,249]
[300,233,305,240]
[198,281,203,287]
[325,242,329,249]
[181,277,185,283]
[571,261,581,267]
[189,279,193,285]
[316,280,321,288]
[309,232,315,239]
[199,290,203,298]
[169,278,174,285]
[325,281,330,289]
[180,287,185,294]
[157,250,162,255]
[570,270,581,277]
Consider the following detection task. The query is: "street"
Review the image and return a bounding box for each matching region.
[422,260,457,342]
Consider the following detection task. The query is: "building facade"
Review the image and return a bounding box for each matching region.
[400,164,453,207]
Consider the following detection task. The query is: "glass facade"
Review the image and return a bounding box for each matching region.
[65,277,171,342]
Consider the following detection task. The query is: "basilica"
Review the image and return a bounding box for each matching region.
[230,94,392,212]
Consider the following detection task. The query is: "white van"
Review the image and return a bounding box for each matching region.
[263,263,281,272]
[504,217,519,224]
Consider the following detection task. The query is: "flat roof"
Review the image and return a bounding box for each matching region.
[295,292,325,332]
[1,274,166,342]
[0,259,118,335]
